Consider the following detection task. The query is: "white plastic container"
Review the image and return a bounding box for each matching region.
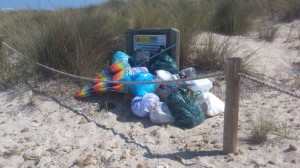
[186,78,213,93]
[179,67,197,77]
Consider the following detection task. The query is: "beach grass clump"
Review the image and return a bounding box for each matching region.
[257,21,279,42]
[0,41,10,88]
[188,33,231,71]
[277,0,300,22]
[245,109,292,144]
[37,7,128,77]
[2,0,292,82]
[259,0,300,22]
[0,38,22,89]
[210,0,256,35]
[0,5,129,78]
[0,0,210,77]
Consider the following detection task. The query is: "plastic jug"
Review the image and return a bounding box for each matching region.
[186,78,213,93]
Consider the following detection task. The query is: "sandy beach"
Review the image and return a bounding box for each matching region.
[0,20,299,168]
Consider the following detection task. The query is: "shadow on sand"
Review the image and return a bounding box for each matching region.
[25,81,224,165]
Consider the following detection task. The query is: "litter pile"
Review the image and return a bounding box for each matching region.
[75,50,224,129]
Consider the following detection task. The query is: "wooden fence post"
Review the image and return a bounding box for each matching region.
[223,57,241,154]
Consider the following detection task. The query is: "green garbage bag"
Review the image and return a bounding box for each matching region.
[147,52,178,74]
[167,89,206,129]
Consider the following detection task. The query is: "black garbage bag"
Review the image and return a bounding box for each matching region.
[167,89,206,129]
[147,52,178,74]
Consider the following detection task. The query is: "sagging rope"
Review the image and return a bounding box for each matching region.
[2,41,225,84]
[2,42,24,56]
[239,73,300,99]
[3,41,299,98]
[37,62,225,84]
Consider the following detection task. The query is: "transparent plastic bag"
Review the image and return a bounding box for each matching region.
[150,102,175,124]
[131,93,160,117]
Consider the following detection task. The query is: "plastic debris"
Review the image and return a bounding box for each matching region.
[131,93,160,117]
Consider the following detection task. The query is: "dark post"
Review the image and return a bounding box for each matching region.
[223,57,241,154]
[0,36,2,50]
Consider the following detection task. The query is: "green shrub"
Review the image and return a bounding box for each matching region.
[188,33,232,71]
[210,0,255,35]
[283,0,300,22]
[0,0,267,83]
[245,109,292,144]
[257,0,300,22]
[0,6,129,78]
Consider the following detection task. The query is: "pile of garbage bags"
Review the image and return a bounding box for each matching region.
[75,50,225,129]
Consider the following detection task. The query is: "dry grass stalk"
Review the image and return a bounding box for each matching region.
[245,107,292,145]
[257,21,279,42]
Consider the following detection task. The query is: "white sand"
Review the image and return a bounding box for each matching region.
[0,20,299,168]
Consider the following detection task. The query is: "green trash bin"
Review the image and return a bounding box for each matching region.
[126,28,180,68]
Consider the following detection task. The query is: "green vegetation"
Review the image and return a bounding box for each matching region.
[245,108,292,144]
[210,0,255,35]
[188,33,231,71]
[257,21,279,42]
[0,0,299,85]
[267,0,300,22]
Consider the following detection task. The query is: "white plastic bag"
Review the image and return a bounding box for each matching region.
[195,92,224,117]
[156,70,173,81]
[131,93,160,117]
[149,102,175,124]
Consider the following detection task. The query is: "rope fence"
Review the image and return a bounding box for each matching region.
[2,42,300,155]
[36,62,225,84]
[2,42,24,56]
[239,73,300,99]
[1,41,299,96]
[1,41,225,84]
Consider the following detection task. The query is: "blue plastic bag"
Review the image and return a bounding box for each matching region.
[112,51,132,64]
[122,72,155,97]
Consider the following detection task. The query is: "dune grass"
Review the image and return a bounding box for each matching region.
[209,0,256,35]
[271,0,300,22]
[1,7,128,78]
[188,33,232,71]
[254,0,300,22]
[0,0,298,84]
[245,108,292,144]
[0,0,212,79]
[257,21,279,42]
